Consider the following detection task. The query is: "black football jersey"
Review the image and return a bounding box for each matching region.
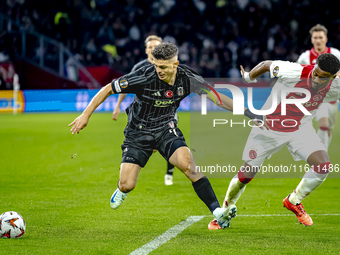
[111,64,208,132]
[131,59,152,72]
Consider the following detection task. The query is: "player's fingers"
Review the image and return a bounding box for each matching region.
[68,120,76,127]
[240,65,245,75]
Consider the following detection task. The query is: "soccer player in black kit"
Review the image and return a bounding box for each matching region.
[112,35,176,186]
[69,42,267,229]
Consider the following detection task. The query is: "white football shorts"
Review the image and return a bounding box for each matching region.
[242,124,327,167]
[315,102,338,130]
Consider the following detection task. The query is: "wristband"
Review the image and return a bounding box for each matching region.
[244,72,258,83]
[244,109,263,122]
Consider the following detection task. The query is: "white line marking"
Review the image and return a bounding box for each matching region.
[129,216,204,255]
[130,213,340,255]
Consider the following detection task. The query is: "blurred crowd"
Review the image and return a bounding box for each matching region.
[1,0,340,78]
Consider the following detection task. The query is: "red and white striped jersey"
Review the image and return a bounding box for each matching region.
[297,47,340,65]
[263,61,340,132]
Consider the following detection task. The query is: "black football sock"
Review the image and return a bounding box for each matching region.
[192,176,220,213]
[166,162,175,175]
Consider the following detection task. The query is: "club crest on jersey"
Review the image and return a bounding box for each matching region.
[120,79,128,88]
[177,87,184,96]
[313,94,323,102]
[169,121,175,128]
[249,149,257,159]
[273,66,279,77]
[165,90,173,98]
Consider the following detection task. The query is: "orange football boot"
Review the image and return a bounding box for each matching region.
[283,196,313,226]
[208,219,222,230]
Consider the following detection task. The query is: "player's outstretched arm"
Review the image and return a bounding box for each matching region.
[240,61,273,83]
[207,92,269,130]
[69,83,113,135]
[112,93,127,120]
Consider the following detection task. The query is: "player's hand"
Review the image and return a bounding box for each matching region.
[68,114,90,135]
[240,65,246,78]
[112,108,120,121]
[240,65,257,83]
[252,115,269,130]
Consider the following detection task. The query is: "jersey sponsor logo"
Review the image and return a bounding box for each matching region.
[273,66,279,77]
[114,80,121,93]
[155,100,174,107]
[249,149,257,159]
[178,87,184,96]
[152,91,162,97]
[120,79,128,88]
[165,90,173,98]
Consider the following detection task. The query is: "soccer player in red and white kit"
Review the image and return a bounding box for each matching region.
[208,53,340,230]
[297,24,340,151]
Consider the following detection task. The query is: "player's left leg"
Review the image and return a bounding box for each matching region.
[317,117,330,150]
[168,144,234,229]
[285,130,330,225]
[164,112,179,186]
[164,161,174,186]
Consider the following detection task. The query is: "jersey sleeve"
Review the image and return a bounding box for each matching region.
[296,51,310,64]
[111,68,153,94]
[189,75,213,95]
[324,77,340,102]
[330,48,340,62]
[270,61,304,79]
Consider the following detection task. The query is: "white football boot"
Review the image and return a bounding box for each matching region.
[164,174,173,185]
[110,188,128,209]
[212,205,237,229]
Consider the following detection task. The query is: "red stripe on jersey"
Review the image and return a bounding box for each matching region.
[329,101,336,104]
[266,65,331,132]
[309,47,331,65]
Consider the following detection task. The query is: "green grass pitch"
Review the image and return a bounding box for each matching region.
[1,112,340,254]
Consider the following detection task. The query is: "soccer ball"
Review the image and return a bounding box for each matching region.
[0,211,26,238]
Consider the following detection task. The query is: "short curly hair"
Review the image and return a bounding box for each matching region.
[151,42,178,60]
[316,53,340,75]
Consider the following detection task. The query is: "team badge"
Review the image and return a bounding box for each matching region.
[177,87,184,96]
[273,66,279,77]
[249,149,257,159]
[169,121,175,128]
[165,90,173,98]
[313,94,323,102]
[120,79,128,88]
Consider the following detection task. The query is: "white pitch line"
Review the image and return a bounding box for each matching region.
[129,216,204,255]
[130,213,340,255]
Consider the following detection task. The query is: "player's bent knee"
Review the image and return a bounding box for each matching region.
[119,180,136,192]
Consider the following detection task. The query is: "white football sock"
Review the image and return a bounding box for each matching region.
[317,128,329,151]
[223,174,246,208]
[289,168,328,205]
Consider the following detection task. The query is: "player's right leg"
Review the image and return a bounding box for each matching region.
[110,163,141,209]
[111,127,153,210]
[208,162,259,230]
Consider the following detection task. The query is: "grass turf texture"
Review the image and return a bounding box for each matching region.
[1,112,339,254]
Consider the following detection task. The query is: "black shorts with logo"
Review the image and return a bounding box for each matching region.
[121,125,187,167]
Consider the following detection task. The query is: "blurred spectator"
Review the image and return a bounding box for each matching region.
[0,0,340,78]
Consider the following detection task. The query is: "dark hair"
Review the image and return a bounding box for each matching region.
[316,53,340,75]
[151,42,178,60]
